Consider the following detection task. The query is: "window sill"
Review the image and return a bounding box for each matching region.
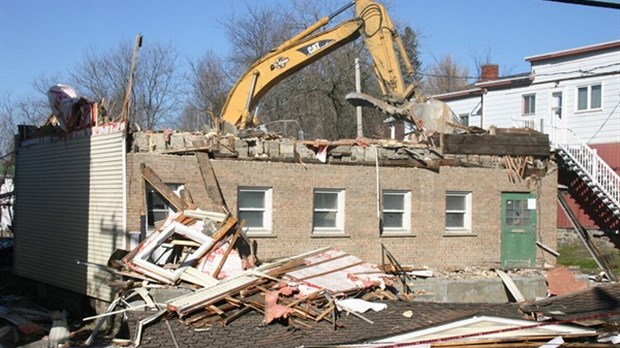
[381,232,415,238]
[443,231,476,237]
[311,233,350,239]
[246,233,277,239]
[575,108,602,114]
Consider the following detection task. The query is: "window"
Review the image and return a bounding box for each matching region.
[445,191,472,232]
[313,189,344,232]
[237,187,272,233]
[382,190,411,233]
[522,94,536,115]
[145,183,182,229]
[577,84,602,111]
[459,113,469,127]
[505,199,532,227]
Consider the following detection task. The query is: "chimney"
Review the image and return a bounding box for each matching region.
[480,64,499,82]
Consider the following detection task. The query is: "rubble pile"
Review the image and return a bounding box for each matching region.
[433,266,545,280]
[82,209,398,346]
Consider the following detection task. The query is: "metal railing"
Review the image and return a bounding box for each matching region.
[512,117,619,212]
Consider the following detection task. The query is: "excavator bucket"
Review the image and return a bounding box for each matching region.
[346,92,462,136]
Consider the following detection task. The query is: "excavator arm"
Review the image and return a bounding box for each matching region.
[219,16,363,129]
[219,0,458,134]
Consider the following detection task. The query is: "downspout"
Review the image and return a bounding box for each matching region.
[122,126,128,249]
[480,89,487,129]
[374,146,381,233]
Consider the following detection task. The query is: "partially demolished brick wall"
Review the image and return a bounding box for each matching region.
[126,131,557,269]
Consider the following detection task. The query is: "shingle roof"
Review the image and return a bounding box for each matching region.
[520,283,620,323]
[131,301,522,348]
[132,284,620,347]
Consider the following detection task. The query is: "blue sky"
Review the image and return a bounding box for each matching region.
[1,0,619,97]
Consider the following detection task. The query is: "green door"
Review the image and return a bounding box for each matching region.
[501,193,537,268]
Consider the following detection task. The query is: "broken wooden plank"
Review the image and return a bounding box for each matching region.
[167,247,332,315]
[170,217,239,283]
[179,186,195,209]
[222,307,252,326]
[495,269,526,303]
[195,151,228,212]
[179,267,219,288]
[141,164,187,211]
[536,241,559,257]
[212,229,242,279]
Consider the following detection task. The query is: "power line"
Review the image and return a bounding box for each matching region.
[543,0,620,9]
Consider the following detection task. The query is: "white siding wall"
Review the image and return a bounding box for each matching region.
[14,130,126,300]
[443,96,483,127]
[444,47,620,145]
[531,49,620,84]
[562,74,620,144]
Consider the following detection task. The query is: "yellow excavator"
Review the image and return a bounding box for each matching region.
[219,0,459,136]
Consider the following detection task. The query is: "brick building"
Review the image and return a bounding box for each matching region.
[14,124,557,300]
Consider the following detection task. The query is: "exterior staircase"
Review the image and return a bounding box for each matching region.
[548,126,620,221]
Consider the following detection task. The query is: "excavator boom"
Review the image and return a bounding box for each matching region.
[219,18,363,129]
[219,0,458,135]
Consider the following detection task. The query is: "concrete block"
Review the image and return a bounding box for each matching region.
[351,146,365,161]
[295,143,315,160]
[364,146,379,162]
[266,141,280,158]
[330,145,352,157]
[280,142,295,159]
[235,138,249,158]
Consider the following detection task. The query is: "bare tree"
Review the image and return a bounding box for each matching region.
[133,43,181,129]
[0,91,51,170]
[424,55,471,95]
[179,51,230,131]
[70,40,181,130]
[221,3,296,73]
[212,0,400,140]
[470,46,496,80]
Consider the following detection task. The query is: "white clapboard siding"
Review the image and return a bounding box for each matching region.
[14,130,126,301]
[441,44,619,145]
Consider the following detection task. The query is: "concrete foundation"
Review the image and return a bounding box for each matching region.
[409,276,549,303]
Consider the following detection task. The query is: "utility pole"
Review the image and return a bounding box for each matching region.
[121,34,143,123]
[355,58,363,138]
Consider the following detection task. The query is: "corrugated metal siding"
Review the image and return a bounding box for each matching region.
[14,131,126,300]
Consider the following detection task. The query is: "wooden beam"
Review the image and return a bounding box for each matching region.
[141,164,187,212]
[495,269,526,303]
[212,229,242,279]
[443,133,550,157]
[195,151,228,212]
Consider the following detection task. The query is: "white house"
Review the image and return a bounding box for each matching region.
[436,40,619,147]
[435,40,620,230]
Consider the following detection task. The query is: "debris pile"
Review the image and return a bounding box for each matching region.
[0,294,56,347]
[82,209,396,346]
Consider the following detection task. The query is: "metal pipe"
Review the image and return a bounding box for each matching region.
[243,71,260,127]
[329,1,355,20]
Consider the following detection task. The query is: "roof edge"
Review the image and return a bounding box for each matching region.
[525,40,620,63]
